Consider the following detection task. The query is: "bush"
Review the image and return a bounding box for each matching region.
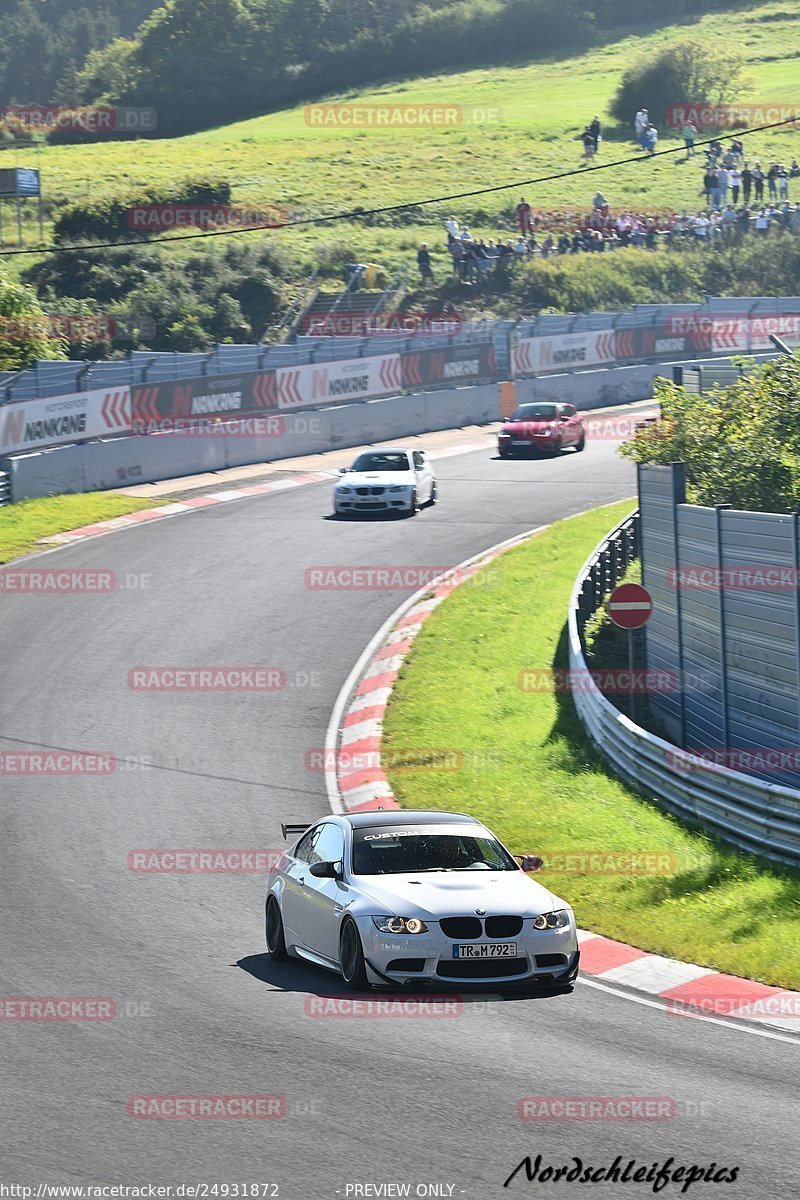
[609,39,747,133]
[619,359,800,512]
[52,176,232,244]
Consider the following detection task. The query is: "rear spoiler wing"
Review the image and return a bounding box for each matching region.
[281,821,315,841]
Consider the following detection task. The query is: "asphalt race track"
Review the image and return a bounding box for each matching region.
[1,429,797,1198]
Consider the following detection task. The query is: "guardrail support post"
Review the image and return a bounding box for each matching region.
[715,504,732,749]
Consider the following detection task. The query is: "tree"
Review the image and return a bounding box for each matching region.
[609,39,748,131]
[619,358,800,513]
[0,272,68,370]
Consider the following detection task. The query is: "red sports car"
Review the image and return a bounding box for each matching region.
[498,402,585,458]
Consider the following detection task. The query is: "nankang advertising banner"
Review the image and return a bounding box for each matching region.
[0,387,131,455]
[131,372,277,429]
[402,343,496,388]
[512,330,616,376]
[274,355,402,409]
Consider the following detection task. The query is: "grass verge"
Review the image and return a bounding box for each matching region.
[384,499,800,989]
[0,493,166,563]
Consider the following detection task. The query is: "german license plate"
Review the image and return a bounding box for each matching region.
[511,440,530,446]
[453,943,517,958]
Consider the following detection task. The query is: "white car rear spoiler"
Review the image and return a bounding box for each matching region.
[281,821,315,840]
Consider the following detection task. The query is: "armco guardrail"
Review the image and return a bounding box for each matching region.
[0,469,9,507]
[569,512,800,867]
[3,296,800,409]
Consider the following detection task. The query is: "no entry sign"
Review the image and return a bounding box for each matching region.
[607,583,653,629]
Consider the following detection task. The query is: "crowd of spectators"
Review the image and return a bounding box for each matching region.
[415,127,800,281]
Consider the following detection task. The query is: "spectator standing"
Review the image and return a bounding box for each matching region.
[515,197,533,235]
[768,163,779,200]
[645,124,658,155]
[579,126,595,162]
[729,166,742,205]
[634,108,648,146]
[512,236,528,255]
[589,115,602,153]
[705,167,719,208]
[742,163,753,205]
[540,234,554,258]
[417,243,433,281]
[682,121,697,158]
[444,215,459,240]
[779,165,789,200]
[754,208,770,235]
[716,165,729,207]
[449,238,465,277]
[790,159,800,189]
[693,212,710,241]
[737,206,752,238]
[753,163,765,202]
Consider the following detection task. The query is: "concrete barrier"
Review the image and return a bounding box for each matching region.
[1,385,502,501]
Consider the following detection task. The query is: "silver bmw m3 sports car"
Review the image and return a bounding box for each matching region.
[265,810,580,990]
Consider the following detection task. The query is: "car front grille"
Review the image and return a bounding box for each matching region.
[485,916,523,938]
[436,958,528,979]
[439,916,523,939]
[439,917,483,940]
[355,486,384,496]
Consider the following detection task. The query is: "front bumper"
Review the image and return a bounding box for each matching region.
[356,918,580,987]
[335,491,412,513]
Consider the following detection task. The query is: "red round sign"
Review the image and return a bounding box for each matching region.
[607,582,653,629]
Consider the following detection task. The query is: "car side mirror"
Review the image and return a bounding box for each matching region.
[309,859,343,880]
[338,466,348,475]
[516,854,544,873]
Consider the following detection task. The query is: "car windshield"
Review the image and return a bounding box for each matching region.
[510,405,558,421]
[351,453,410,472]
[351,826,519,874]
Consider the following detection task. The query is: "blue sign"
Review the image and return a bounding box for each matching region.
[16,168,40,196]
[0,167,41,197]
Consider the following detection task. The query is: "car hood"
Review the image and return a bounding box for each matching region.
[338,470,415,487]
[502,420,557,434]
[353,870,564,919]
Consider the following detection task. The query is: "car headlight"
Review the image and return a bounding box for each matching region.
[389,485,411,493]
[372,916,428,934]
[499,430,511,438]
[532,910,570,930]
[336,486,352,494]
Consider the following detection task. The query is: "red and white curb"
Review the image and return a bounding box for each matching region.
[32,437,494,550]
[325,526,800,1034]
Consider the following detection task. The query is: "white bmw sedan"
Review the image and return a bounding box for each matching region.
[332,448,436,516]
[265,811,580,990]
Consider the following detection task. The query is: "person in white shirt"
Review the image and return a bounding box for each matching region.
[754,209,770,234]
[729,168,742,204]
[693,213,710,238]
[512,237,529,255]
[444,216,459,240]
[634,109,647,147]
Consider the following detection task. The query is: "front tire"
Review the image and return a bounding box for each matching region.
[265,896,288,961]
[340,919,370,990]
[404,488,419,517]
[575,433,585,452]
[427,481,438,506]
